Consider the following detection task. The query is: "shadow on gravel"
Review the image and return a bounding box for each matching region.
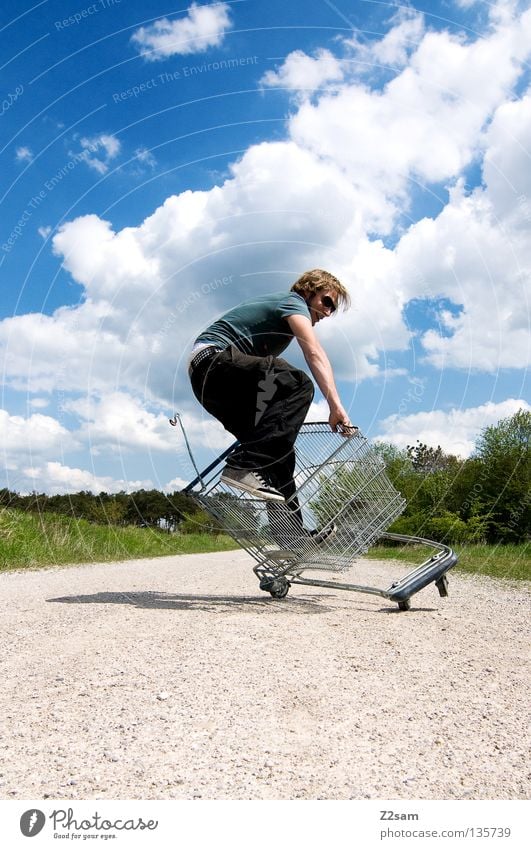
[379,605,439,614]
[46,590,333,614]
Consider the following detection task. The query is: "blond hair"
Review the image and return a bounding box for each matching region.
[290,269,351,311]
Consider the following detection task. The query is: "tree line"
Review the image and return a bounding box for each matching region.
[1,409,529,545]
[0,487,217,534]
[375,408,530,544]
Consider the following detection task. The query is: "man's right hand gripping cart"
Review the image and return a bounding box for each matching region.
[181,421,458,611]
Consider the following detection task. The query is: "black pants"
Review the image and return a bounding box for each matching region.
[190,345,314,533]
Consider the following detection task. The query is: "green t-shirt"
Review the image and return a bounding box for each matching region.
[196,291,311,357]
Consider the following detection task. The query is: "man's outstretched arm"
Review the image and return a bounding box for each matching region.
[287,314,353,431]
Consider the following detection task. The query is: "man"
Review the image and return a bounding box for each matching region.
[187,269,354,542]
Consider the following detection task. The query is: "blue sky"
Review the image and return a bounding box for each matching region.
[1,0,530,495]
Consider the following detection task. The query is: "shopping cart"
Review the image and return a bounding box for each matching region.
[173,418,457,611]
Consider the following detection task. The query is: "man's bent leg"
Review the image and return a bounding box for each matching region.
[189,348,314,517]
[190,347,314,473]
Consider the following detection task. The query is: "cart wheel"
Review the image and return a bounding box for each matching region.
[398,599,411,611]
[258,576,290,598]
[270,579,290,599]
[269,578,290,599]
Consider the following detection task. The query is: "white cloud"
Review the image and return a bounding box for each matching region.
[0,409,78,458]
[0,4,528,397]
[79,134,121,174]
[0,301,128,394]
[376,399,531,457]
[38,226,52,240]
[288,5,531,211]
[482,92,531,224]
[346,10,425,69]
[305,399,330,423]
[134,147,157,169]
[175,409,234,454]
[15,146,33,163]
[163,474,190,492]
[261,49,344,94]
[66,392,177,455]
[20,461,152,496]
[369,12,424,67]
[52,214,161,302]
[0,395,229,494]
[394,130,531,371]
[131,2,232,60]
[1,1,531,497]
[0,141,348,398]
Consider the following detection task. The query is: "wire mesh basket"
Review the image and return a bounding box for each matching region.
[191,422,406,572]
[176,418,457,609]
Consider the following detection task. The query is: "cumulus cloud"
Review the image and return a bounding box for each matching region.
[288,6,531,209]
[1,5,529,404]
[0,396,230,494]
[20,461,152,496]
[376,399,531,457]
[0,301,128,394]
[305,399,330,423]
[482,92,531,224]
[369,11,424,67]
[1,2,531,493]
[346,9,424,69]
[0,409,83,492]
[394,100,531,370]
[0,409,78,459]
[131,2,232,60]
[10,141,368,401]
[261,49,344,94]
[66,392,178,455]
[163,474,190,492]
[0,4,528,409]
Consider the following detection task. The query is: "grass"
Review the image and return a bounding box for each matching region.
[366,541,531,582]
[1,507,529,582]
[0,507,237,572]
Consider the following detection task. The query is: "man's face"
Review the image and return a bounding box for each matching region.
[307,290,337,326]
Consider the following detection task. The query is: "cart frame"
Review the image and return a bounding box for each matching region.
[173,417,457,611]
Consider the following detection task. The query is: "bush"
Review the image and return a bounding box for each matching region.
[178,509,223,535]
[424,512,469,544]
[388,511,487,544]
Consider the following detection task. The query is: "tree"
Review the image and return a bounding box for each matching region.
[473,409,530,542]
[407,440,459,474]
[126,489,169,528]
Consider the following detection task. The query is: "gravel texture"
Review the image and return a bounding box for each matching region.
[0,550,529,800]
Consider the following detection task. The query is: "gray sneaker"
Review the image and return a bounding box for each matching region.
[220,466,285,501]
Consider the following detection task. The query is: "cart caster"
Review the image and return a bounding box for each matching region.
[435,574,449,597]
[398,599,411,611]
[270,580,290,599]
[259,576,290,598]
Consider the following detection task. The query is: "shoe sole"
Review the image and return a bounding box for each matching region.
[311,522,338,545]
[220,474,285,501]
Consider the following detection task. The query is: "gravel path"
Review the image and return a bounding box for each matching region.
[0,550,529,800]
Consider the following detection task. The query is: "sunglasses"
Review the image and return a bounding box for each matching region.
[321,295,337,313]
